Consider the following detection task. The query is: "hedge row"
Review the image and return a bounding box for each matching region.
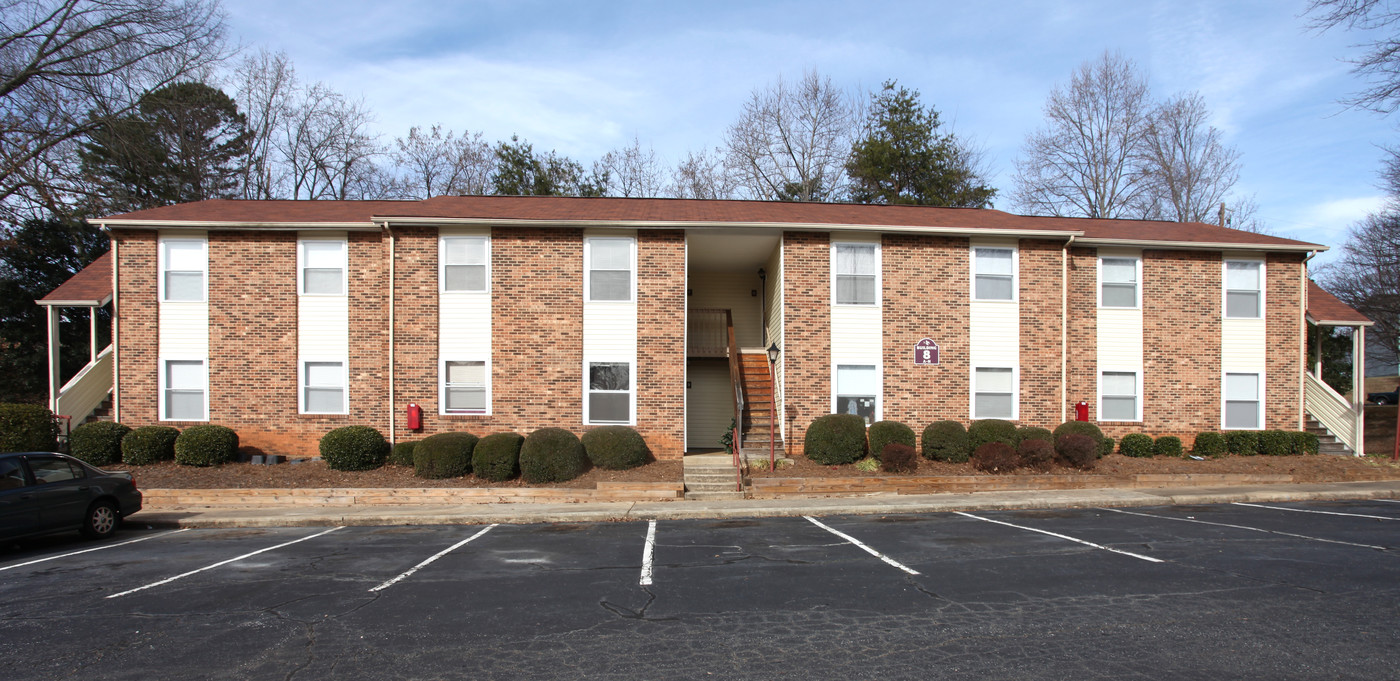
[399,425,651,483]
[1104,430,1322,458]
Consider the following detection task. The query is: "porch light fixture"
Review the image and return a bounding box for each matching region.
[767,343,779,364]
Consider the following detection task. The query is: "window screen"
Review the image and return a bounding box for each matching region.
[444,360,487,412]
[1101,371,1137,420]
[834,244,877,305]
[974,248,1014,300]
[442,237,488,292]
[162,240,205,302]
[302,241,345,295]
[1101,257,1138,308]
[1225,261,1261,318]
[588,362,630,422]
[304,361,345,413]
[835,364,877,424]
[588,239,632,302]
[974,367,1014,418]
[164,360,205,420]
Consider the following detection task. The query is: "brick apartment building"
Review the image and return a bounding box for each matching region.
[40,196,1370,460]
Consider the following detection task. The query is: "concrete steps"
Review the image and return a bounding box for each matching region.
[1304,415,1354,456]
[683,454,746,500]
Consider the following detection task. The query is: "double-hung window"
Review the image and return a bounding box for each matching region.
[162,359,206,421]
[586,238,633,302]
[301,240,346,295]
[973,247,1015,300]
[1224,373,1261,429]
[835,365,878,425]
[1225,260,1262,318]
[834,243,877,305]
[973,367,1015,419]
[302,361,346,414]
[1100,371,1139,421]
[1100,257,1139,308]
[587,362,631,423]
[443,360,487,413]
[161,239,206,302]
[441,236,488,292]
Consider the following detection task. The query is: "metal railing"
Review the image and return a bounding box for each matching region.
[688,308,729,357]
[1304,372,1359,453]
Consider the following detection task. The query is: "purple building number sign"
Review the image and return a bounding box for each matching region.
[914,338,939,365]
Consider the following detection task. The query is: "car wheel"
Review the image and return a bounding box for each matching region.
[81,500,119,539]
[1376,397,1390,406]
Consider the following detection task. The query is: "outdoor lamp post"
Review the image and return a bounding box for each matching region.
[766,342,779,471]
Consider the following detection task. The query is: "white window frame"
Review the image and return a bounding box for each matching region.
[584,359,634,425]
[440,358,490,415]
[299,359,348,415]
[1098,370,1142,422]
[1222,371,1264,430]
[1097,255,1141,309]
[298,237,348,297]
[158,237,207,303]
[1223,258,1264,319]
[971,245,1018,302]
[158,358,208,422]
[971,366,1019,420]
[831,363,881,424]
[830,241,881,307]
[584,237,636,303]
[439,235,490,294]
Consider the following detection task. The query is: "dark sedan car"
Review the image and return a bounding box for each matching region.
[0,452,141,542]
[1369,388,1399,405]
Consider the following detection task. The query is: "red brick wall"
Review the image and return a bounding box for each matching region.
[1065,247,1099,422]
[635,230,686,459]
[1141,249,1222,440]
[881,235,970,428]
[1018,239,1066,428]
[781,232,830,455]
[114,231,158,425]
[389,226,437,431]
[1266,253,1304,430]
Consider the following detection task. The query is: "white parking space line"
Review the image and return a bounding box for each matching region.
[955,512,1164,563]
[1373,499,1400,504]
[0,529,191,573]
[640,520,657,586]
[106,527,343,599]
[803,516,920,575]
[1099,507,1388,550]
[370,524,497,592]
[1232,502,1400,520]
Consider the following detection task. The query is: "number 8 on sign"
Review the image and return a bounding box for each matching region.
[914,339,939,365]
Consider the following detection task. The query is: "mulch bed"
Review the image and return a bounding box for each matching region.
[129,459,682,489]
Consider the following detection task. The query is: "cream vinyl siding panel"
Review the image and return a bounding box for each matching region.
[439,292,490,358]
[688,272,764,347]
[158,301,209,357]
[583,303,638,359]
[1222,318,1267,372]
[686,361,732,449]
[764,246,782,349]
[1096,307,1143,370]
[831,306,881,363]
[969,300,1019,367]
[298,295,349,359]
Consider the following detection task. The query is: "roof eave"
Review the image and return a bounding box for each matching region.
[1076,237,1324,252]
[35,294,112,307]
[376,216,1086,238]
[1305,313,1375,327]
[97,219,380,231]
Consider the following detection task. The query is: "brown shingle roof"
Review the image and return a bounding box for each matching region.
[1307,280,1373,325]
[98,196,1323,250]
[37,251,111,306]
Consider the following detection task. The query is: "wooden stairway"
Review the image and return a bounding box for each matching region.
[1304,414,1355,456]
[738,352,784,460]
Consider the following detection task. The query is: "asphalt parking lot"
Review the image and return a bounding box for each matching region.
[3,500,1399,680]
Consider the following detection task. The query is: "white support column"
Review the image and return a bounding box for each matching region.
[46,305,60,413]
[89,307,98,365]
[1355,326,1366,457]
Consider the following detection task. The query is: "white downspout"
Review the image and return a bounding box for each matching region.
[1355,325,1366,456]
[384,222,396,445]
[1061,234,1075,423]
[46,304,59,413]
[109,227,119,423]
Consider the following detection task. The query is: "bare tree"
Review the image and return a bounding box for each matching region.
[1307,0,1400,114]
[669,147,735,199]
[1013,52,1152,218]
[393,124,492,198]
[723,70,857,201]
[1136,92,1242,223]
[592,135,663,197]
[0,0,229,219]
[232,49,296,200]
[277,83,388,200]
[1317,210,1400,368]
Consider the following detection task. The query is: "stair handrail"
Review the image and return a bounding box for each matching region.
[725,309,744,491]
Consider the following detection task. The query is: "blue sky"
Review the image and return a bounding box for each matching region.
[223,0,1393,262]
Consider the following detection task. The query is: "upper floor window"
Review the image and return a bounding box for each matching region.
[834,243,877,305]
[1100,257,1139,308]
[300,239,346,296]
[586,237,634,302]
[160,239,206,302]
[973,247,1015,301]
[441,236,488,292]
[1225,260,1262,318]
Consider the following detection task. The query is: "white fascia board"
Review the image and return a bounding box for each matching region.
[98,220,380,231]
[1305,313,1375,327]
[1078,238,1324,253]
[376,216,1084,239]
[35,295,112,307]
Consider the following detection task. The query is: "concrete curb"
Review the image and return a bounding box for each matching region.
[128,480,1400,529]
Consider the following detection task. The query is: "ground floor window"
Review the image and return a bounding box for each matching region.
[162,359,206,421]
[587,361,631,423]
[1100,371,1139,421]
[1224,372,1261,429]
[443,360,487,413]
[836,364,877,425]
[973,367,1015,419]
[302,360,346,414]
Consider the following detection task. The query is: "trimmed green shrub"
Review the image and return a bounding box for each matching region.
[1018,438,1055,472]
[174,425,239,466]
[121,426,179,465]
[69,421,131,467]
[1193,432,1227,458]
[1259,430,1293,456]
[581,426,649,470]
[1097,436,1116,458]
[1055,433,1098,470]
[413,432,478,479]
[868,420,916,460]
[1054,421,1105,448]
[1119,433,1155,458]
[922,421,969,463]
[388,440,417,466]
[1016,426,1054,444]
[520,428,589,483]
[804,414,868,465]
[968,419,1018,455]
[0,403,59,452]
[1225,430,1260,456]
[880,442,918,474]
[473,432,524,482]
[1153,436,1184,458]
[972,442,1020,473]
[1292,431,1320,455]
[319,426,390,471]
